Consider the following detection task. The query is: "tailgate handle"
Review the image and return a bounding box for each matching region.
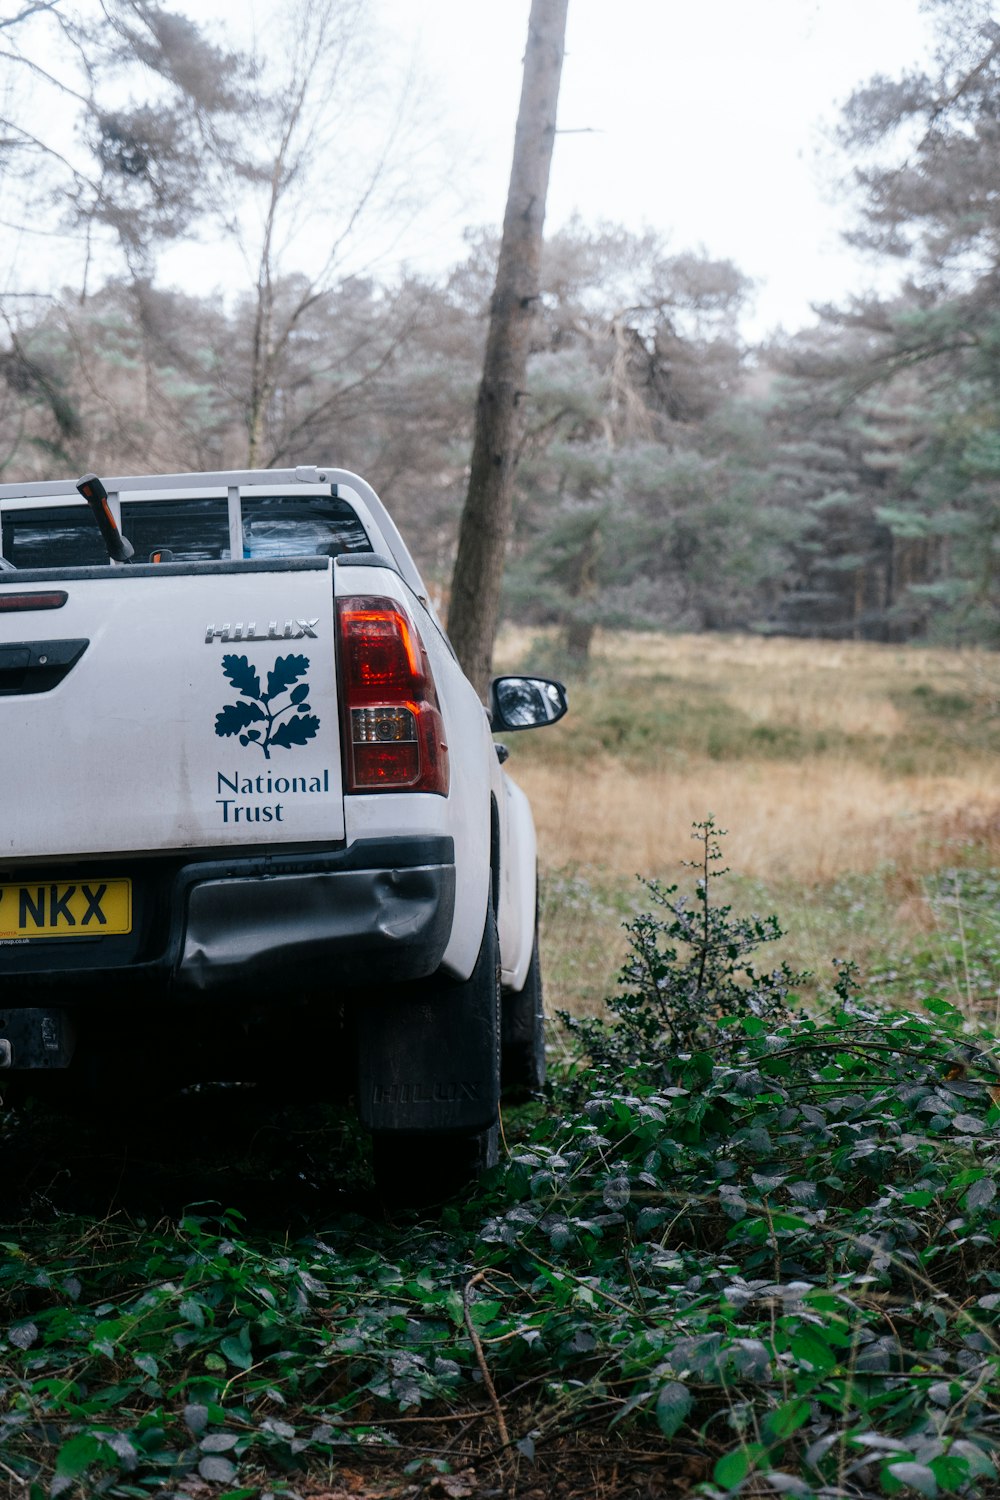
[0,638,89,695]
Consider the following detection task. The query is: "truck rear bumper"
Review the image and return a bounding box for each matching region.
[0,836,456,1007]
[178,840,455,991]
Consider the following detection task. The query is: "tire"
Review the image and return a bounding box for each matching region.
[501,916,546,1099]
[371,1122,499,1209]
[369,892,502,1207]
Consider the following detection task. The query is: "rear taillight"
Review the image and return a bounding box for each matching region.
[336,596,449,795]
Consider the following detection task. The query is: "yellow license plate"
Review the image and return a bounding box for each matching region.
[0,879,132,938]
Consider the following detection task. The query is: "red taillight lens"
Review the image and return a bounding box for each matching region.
[336,596,449,795]
[0,591,67,612]
[338,606,422,693]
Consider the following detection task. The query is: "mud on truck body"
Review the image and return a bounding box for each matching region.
[0,466,566,1199]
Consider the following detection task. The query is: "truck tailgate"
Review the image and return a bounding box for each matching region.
[0,558,344,858]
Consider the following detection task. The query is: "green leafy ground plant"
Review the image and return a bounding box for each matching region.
[3,824,1000,1497]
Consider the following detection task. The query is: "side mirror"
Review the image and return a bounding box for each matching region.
[488,675,568,731]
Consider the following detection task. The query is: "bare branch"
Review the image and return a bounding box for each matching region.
[0,40,93,110]
[924,36,1000,133]
[0,1,63,32]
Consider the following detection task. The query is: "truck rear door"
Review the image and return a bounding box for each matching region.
[0,557,345,860]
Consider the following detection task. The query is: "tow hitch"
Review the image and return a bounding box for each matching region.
[0,1008,76,1068]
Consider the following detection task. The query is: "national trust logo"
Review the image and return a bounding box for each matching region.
[213,653,320,759]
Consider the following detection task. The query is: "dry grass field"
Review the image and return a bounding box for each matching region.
[495,629,1000,1024]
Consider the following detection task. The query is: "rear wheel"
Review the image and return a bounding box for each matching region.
[371,1122,499,1208]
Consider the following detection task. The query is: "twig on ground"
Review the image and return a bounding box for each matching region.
[463,1270,511,1457]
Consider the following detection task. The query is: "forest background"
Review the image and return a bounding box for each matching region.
[5,8,1000,1495]
[2,0,1000,658]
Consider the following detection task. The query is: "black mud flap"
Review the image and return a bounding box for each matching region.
[356,906,501,1135]
[356,985,500,1134]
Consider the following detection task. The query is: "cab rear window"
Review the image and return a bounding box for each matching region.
[1,491,372,566]
[120,498,231,561]
[240,494,371,559]
[1,499,231,566]
[2,507,109,568]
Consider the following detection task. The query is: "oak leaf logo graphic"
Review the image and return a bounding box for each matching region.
[214,653,320,759]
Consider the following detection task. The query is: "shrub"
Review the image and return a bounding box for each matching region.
[563,816,804,1079]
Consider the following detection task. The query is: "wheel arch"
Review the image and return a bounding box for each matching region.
[490,792,501,915]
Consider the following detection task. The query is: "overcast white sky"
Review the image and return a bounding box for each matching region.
[372,0,938,338]
[3,0,941,339]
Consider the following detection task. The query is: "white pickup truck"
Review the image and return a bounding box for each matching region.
[0,466,566,1199]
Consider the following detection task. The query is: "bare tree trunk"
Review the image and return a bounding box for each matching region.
[447,0,569,697]
[561,514,602,668]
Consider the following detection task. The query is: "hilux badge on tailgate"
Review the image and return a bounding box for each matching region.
[214,654,320,758]
[205,619,318,643]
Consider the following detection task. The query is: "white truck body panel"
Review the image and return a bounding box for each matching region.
[0,563,344,859]
[497,772,538,991]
